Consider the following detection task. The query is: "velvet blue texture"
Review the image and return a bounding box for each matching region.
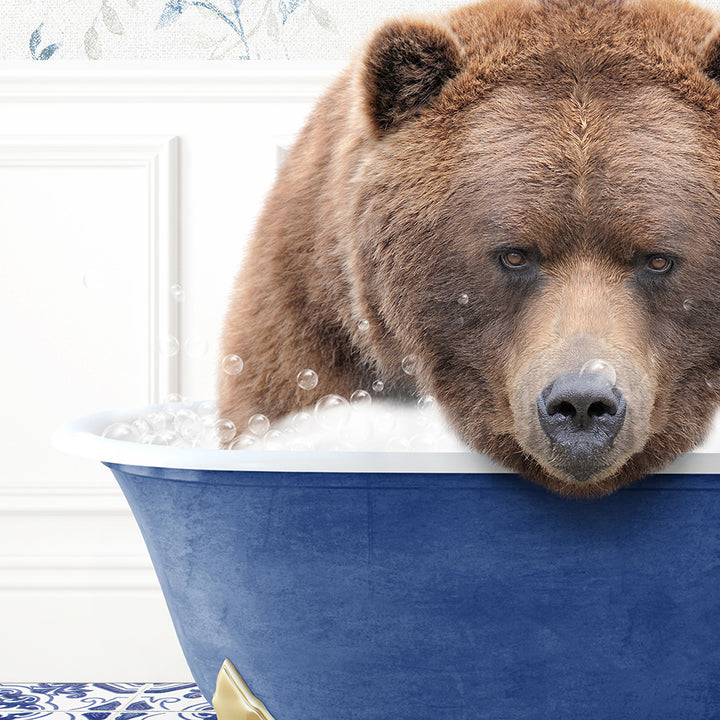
[105,463,720,719]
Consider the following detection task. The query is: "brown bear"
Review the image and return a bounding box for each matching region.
[218,0,720,498]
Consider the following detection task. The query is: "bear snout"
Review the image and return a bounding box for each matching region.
[536,372,627,482]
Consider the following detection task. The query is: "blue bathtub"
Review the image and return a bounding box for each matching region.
[53,403,720,720]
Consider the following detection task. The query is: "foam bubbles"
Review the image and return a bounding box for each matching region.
[457,293,469,305]
[222,354,244,376]
[683,298,695,312]
[170,284,184,302]
[99,394,468,454]
[252,399,468,452]
[297,369,319,390]
[579,358,617,386]
[372,380,385,393]
[357,319,370,333]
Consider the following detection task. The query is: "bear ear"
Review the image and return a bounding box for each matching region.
[700,26,720,83]
[360,18,463,136]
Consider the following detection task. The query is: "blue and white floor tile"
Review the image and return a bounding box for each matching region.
[0,683,215,720]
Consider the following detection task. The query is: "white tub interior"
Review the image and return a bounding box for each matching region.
[52,402,720,475]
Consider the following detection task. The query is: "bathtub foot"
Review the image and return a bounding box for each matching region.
[212,658,276,720]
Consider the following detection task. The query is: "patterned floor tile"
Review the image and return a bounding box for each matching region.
[130,684,213,716]
[0,684,145,714]
[0,684,216,720]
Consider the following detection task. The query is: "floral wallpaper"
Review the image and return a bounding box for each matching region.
[3,0,720,62]
[2,0,465,61]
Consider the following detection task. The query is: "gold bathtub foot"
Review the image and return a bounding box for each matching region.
[212,658,277,720]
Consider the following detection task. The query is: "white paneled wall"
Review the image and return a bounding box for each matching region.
[0,63,338,680]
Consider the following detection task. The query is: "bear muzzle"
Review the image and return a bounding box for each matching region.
[536,372,627,482]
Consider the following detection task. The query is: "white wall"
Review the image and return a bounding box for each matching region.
[0,63,338,680]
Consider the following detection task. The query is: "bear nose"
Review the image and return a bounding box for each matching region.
[536,372,627,480]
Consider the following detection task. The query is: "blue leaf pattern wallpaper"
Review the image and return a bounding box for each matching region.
[4,0,720,61]
[0,0,485,62]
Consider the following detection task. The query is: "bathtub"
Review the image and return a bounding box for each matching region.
[53,402,720,720]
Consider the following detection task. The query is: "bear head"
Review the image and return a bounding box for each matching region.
[340,0,720,497]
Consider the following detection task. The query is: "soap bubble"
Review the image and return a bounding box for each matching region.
[159,430,180,446]
[358,319,370,333]
[214,418,237,444]
[169,284,184,302]
[457,293,469,305]
[350,389,372,407]
[159,336,180,357]
[417,395,437,413]
[222,354,244,376]
[165,393,184,403]
[102,422,137,442]
[372,380,385,393]
[297,369,319,390]
[146,411,169,432]
[196,400,217,416]
[144,429,177,446]
[262,429,285,450]
[579,358,617,386]
[230,433,257,450]
[183,337,209,358]
[82,268,107,292]
[683,298,695,312]
[314,394,351,429]
[132,417,151,440]
[248,413,270,436]
[82,270,96,290]
[402,354,418,376]
[174,409,202,441]
[291,411,313,432]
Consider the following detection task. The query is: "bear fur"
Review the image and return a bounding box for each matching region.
[218,0,720,498]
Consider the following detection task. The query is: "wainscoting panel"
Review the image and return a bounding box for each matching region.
[0,64,335,680]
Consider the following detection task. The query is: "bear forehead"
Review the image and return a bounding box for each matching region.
[445,0,716,79]
[451,82,720,261]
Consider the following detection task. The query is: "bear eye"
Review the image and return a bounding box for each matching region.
[500,250,528,269]
[646,255,673,273]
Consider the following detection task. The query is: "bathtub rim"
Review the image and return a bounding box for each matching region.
[52,401,720,475]
[51,401,509,474]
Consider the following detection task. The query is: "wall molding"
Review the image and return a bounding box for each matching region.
[0,135,179,403]
[0,485,128,515]
[0,62,341,103]
[0,486,157,591]
[0,555,157,591]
